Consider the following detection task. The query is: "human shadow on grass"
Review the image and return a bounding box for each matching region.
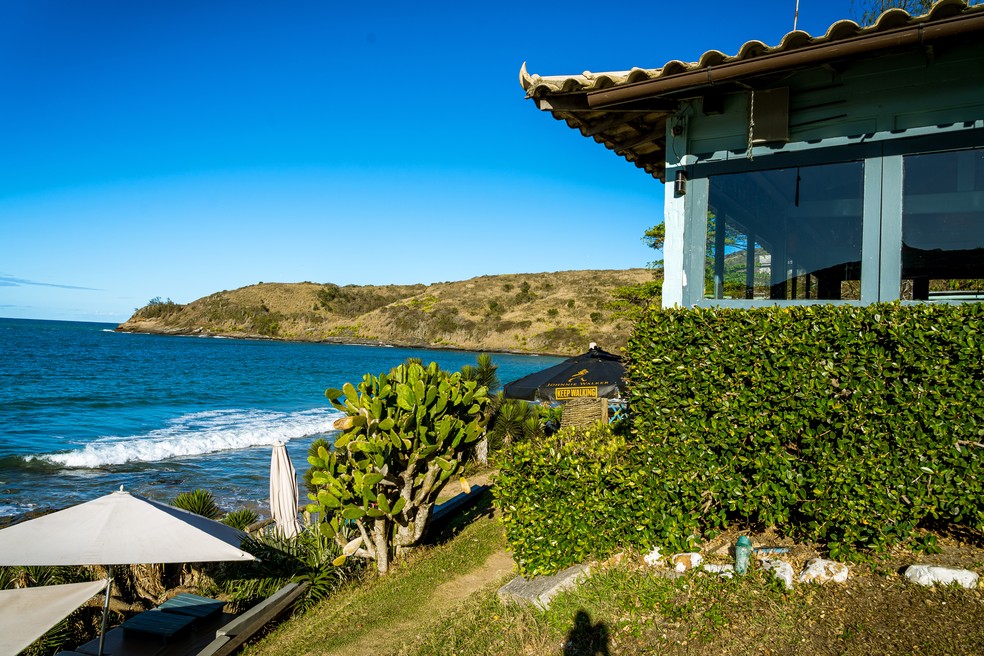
[563,609,611,656]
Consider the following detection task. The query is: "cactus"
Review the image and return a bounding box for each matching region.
[307,361,488,574]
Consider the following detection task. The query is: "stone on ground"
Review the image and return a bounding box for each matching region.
[904,565,979,589]
[760,557,794,590]
[498,564,591,610]
[798,558,849,584]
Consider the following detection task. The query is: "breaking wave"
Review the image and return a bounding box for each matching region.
[31,407,341,468]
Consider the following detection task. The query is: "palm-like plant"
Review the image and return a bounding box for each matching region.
[488,397,544,450]
[172,489,221,519]
[222,508,259,531]
[215,526,362,611]
[461,354,500,463]
[460,353,500,391]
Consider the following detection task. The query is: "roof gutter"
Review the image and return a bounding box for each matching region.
[587,12,984,108]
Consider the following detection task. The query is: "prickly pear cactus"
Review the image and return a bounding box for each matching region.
[306,361,488,574]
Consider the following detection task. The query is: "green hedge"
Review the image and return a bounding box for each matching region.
[495,303,984,575]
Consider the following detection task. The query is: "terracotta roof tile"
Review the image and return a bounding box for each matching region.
[520,1,984,182]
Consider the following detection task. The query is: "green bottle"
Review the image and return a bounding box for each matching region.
[735,535,753,574]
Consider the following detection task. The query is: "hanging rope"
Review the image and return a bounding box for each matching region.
[746,90,756,161]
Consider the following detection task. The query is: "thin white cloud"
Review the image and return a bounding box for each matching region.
[0,275,99,291]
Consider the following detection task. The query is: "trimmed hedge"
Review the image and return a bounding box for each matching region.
[495,303,984,575]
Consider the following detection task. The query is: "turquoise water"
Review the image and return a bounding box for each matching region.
[0,318,561,520]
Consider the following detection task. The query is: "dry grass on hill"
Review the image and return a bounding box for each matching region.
[118,269,655,355]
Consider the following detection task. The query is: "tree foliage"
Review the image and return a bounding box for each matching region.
[850,0,979,25]
[607,223,665,317]
[307,361,488,574]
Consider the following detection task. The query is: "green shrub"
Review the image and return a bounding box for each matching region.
[495,423,628,576]
[135,297,182,319]
[496,303,984,574]
[630,303,984,558]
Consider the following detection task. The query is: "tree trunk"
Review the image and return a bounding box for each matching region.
[475,436,489,465]
[394,501,434,556]
[372,518,391,575]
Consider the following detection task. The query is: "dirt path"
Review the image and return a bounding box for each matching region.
[321,547,515,656]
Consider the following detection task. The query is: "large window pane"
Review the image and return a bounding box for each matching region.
[901,148,984,300]
[706,161,864,301]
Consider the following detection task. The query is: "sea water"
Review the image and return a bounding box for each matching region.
[0,317,562,521]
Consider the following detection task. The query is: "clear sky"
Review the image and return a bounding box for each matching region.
[1,0,862,322]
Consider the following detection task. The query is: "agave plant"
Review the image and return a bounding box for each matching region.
[173,489,221,519]
[222,508,259,531]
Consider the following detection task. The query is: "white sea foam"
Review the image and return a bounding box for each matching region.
[0,502,35,516]
[35,407,341,468]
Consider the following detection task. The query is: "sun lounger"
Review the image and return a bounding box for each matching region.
[120,608,197,642]
[158,592,226,620]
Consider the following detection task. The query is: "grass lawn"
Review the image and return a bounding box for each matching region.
[244,496,984,656]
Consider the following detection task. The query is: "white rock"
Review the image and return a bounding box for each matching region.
[672,552,703,572]
[904,565,979,589]
[643,546,663,567]
[760,557,794,590]
[702,563,734,579]
[798,558,849,584]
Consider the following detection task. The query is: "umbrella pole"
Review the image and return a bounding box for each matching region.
[97,565,112,656]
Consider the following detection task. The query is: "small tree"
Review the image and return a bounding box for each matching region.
[607,223,665,318]
[307,361,488,574]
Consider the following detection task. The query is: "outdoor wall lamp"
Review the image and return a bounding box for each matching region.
[674,169,687,197]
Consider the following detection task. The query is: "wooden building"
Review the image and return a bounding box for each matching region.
[521,0,984,307]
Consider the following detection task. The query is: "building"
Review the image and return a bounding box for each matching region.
[521,0,984,307]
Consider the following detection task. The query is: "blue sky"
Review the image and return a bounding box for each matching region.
[1,0,860,322]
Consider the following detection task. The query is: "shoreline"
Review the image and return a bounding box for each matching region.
[114,324,569,358]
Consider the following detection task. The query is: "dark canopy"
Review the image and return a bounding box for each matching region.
[503,345,626,403]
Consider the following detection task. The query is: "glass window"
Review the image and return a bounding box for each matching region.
[901,148,984,301]
[705,161,864,301]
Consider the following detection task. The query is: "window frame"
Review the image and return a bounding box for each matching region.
[682,128,984,308]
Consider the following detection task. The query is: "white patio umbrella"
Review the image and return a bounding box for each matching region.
[270,441,302,539]
[0,579,106,655]
[0,487,255,656]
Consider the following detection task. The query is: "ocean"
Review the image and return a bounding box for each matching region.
[0,317,562,522]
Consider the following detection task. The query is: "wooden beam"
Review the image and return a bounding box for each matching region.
[618,125,668,151]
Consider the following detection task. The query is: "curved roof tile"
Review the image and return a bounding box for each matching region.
[520,1,983,99]
[520,1,984,182]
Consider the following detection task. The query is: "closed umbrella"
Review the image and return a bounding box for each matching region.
[0,580,106,655]
[270,441,302,539]
[503,344,627,403]
[0,487,255,656]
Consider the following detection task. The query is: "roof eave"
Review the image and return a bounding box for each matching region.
[586,10,984,108]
